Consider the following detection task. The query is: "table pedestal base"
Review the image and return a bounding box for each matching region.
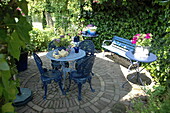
[122,72,144,88]
[13,88,32,107]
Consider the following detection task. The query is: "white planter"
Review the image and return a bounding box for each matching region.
[134,46,150,59]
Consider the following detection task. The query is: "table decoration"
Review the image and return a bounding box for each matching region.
[53,34,72,51]
[82,24,97,36]
[131,33,153,58]
[53,49,69,59]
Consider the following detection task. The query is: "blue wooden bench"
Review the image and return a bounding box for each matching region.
[102,36,136,70]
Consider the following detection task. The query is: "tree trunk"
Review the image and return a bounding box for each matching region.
[45,12,54,27]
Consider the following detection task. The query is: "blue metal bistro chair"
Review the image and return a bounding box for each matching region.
[33,53,65,99]
[67,55,96,100]
[76,40,95,76]
[78,40,95,56]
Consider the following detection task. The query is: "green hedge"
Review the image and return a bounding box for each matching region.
[84,2,169,87]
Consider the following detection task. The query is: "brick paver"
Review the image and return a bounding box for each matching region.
[15,52,154,113]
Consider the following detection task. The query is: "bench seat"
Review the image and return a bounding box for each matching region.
[102,36,137,70]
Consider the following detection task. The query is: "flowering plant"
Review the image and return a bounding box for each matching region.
[53,35,72,51]
[131,33,153,46]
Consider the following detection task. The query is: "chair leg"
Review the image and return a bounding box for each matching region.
[58,81,66,95]
[88,78,95,92]
[43,83,47,99]
[66,77,72,92]
[78,83,82,101]
[91,72,95,76]
[103,49,105,57]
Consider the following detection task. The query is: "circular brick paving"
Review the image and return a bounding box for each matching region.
[16,52,154,113]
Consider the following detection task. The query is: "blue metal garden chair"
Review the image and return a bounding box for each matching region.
[48,39,69,69]
[76,40,95,76]
[33,53,65,99]
[67,55,96,100]
[78,40,95,56]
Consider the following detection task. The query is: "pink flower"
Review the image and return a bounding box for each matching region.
[22,13,25,16]
[16,8,22,11]
[146,33,151,36]
[66,48,69,51]
[144,33,152,39]
[134,34,141,36]
[132,36,138,40]
[145,35,151,39]
[131,40,137,44]
[93,1,99,3]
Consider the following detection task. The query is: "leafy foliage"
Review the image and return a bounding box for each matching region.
[29,28,55,52]
[128,86,170,113]
[83,1,169,89]
[0,0,32,112]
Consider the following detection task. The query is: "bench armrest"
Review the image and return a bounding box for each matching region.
[102,40,112,46]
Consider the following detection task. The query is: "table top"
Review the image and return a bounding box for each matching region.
[46,48,86,61]
[82,34,99,37]
[126,51,157,63]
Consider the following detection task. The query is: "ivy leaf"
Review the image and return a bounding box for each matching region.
[2,102,14,113]
[8,31,24,60]
[0,54,9,71]
[16,17,32,43]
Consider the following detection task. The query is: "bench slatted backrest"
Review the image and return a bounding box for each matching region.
[112,36,136,51]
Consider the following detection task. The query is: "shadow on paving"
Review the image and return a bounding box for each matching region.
[15,52,138,113]
[106,54,152,85]
[127,73,152,86]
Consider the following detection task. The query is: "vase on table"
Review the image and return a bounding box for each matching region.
[134,46,150,59]
[87,26,97,35]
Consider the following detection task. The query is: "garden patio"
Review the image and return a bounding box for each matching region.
[15,52,154,113]
[0,0,169,113]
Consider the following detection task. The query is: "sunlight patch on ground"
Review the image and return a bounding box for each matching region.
[95,52,114,62]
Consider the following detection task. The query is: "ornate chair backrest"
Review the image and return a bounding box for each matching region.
[33,53,45,75]
[78,40,95,56]
[76,55,96,77]
[48,40,57,51]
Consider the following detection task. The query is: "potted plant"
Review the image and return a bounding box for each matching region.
[15,44,34,72]
[82,24,97,35]
[51,35,72,59]
[131,33,153,58]
[53,35,72,50]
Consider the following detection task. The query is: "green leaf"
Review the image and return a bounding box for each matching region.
[0,29,7,42]
[19,0,28,15]
[8,31,23,60]
[1,71,11,88]
[3,80,18,101]
[16,17,32,43]
[2,102,14,113]
[0,84,2,97]
[0,54,10,71]
[3,14,16,30]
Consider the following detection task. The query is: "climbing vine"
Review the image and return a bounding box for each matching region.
[0,0,32,112]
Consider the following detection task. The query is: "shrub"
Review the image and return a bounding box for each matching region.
[29,28,55,52]
[128,85,170,113]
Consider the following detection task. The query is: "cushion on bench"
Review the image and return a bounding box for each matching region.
[112,36,136,51]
